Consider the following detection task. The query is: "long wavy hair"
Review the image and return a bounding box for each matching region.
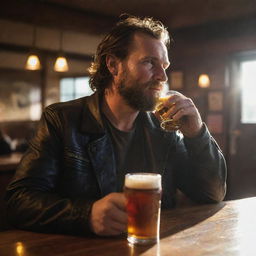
[88,14,171,93]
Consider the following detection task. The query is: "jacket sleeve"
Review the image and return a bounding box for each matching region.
[5,107,94,236]
[174,123,227,203]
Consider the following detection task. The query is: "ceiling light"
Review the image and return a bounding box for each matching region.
[54,56,69,72]
[54,31,69,72]
[198,74,210,88]
[25,54,41,70]
[25,27,41,70]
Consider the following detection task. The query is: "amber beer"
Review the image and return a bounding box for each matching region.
[124,173,162,245]
[155,91,182,131]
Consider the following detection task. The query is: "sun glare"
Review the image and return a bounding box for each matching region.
[241,60,256,123]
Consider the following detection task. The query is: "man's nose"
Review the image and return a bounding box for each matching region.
[154,66,168,83]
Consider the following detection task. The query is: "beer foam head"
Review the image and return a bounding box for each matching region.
[125,173,161,190]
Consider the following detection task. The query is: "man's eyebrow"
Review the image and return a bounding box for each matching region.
[141,56,156,60]
[141,56,170,67]
[141,56,171,69]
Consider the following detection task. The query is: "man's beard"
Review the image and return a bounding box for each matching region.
[117,75,160,111]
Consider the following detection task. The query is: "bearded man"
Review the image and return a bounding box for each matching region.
[5,14,227,236]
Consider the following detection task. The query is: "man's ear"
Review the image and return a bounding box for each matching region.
[106,55,119,76]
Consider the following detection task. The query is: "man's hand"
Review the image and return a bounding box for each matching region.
[158,92,203,138]
[89,193,127,236]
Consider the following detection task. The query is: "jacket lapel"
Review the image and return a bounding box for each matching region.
[141,112,174,175]
[80,92,104,134]
[80,93,117,196]
[88,135,117,196]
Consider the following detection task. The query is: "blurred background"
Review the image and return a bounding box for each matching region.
[1,0,256,201]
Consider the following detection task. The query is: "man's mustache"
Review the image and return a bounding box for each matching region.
[146,81,163,90]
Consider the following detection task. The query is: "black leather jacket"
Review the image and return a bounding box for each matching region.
[5,92,227,235]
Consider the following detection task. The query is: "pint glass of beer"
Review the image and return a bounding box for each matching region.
[124,173,162,245]
[155,90,182,131]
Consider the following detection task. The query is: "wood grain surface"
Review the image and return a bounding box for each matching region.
[0,197,255,256]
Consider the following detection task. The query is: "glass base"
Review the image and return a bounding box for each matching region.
[160,118,181,131]
[127,235,158,245]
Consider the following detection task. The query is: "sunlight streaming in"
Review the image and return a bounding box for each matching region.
[236,199,256,254]
[241,60,256,123]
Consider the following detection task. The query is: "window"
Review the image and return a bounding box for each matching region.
[60,77,93,102]
[241,60,256,123]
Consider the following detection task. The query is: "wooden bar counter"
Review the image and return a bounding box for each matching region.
[0,197,256,256]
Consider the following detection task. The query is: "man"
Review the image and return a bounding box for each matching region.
[5,15,227,236]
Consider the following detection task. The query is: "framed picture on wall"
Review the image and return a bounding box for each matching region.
[169,71,183,89]
[206,114,223,134]
[208,91,223,111]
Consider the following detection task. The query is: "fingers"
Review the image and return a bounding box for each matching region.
[96,210,127,236]
[109,192,126,211]
[89,193,128,236]
[162,95,194,120]
[161,94,203,137]
[110,204,127,224]
[172,101,195,121]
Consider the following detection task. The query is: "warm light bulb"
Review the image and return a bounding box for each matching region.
[54,56,69,72]
[25,54,41,70]
[16,242,24,255]
[198,74,210,88]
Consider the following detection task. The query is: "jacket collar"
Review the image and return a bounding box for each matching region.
[80,92,105,134]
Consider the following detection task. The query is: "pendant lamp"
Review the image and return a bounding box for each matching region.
[54,31,69,72]
[25,27,41,70]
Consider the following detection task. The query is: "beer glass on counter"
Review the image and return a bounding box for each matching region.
[155,90,182,131]
[124,173,162,245]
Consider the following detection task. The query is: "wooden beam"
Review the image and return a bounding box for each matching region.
[0,0,115,35]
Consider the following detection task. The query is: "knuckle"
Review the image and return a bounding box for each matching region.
[187,98,194,105]
[102,204,111,214]
[106,205,113,214]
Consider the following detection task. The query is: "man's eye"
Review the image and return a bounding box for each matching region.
[144,60,154,66]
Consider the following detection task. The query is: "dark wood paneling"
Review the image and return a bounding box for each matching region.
[0,0,115,34]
